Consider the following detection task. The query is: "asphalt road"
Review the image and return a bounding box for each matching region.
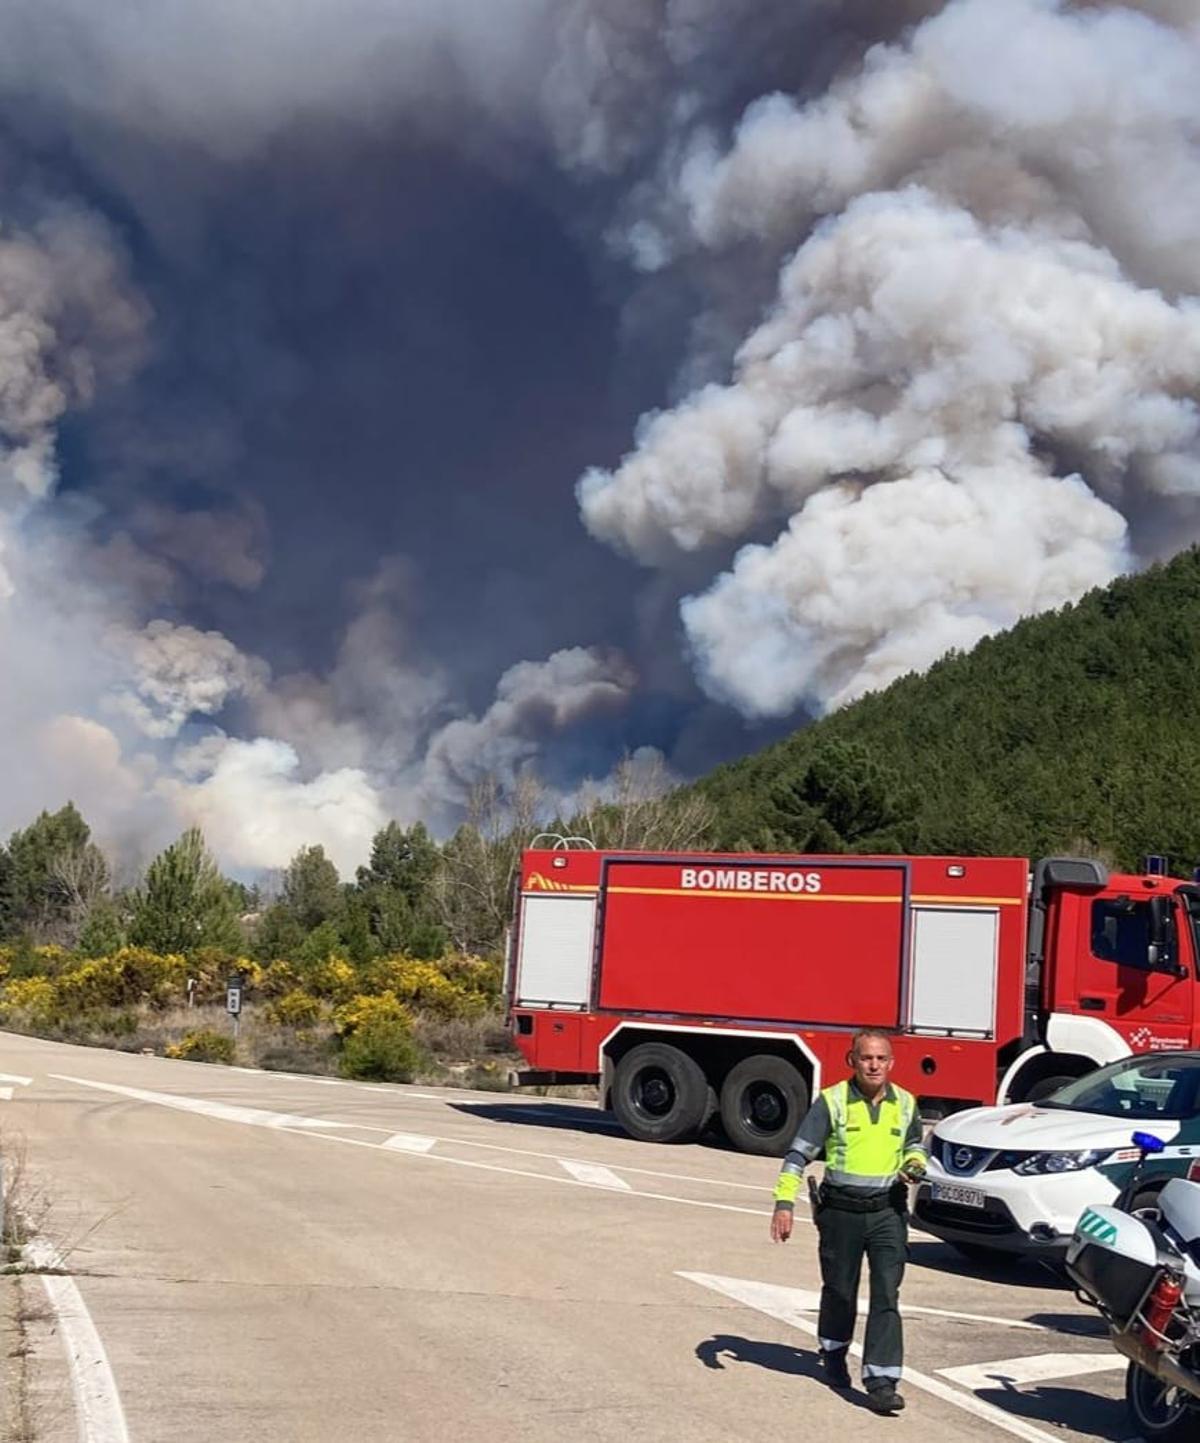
[0,1032,1137,1443]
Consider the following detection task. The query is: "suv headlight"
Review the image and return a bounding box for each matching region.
[1012,1149,1113,1176]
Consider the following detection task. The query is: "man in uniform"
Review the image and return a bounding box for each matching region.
[770,1029,927,1415]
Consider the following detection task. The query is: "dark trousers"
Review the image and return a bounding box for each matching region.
[816,1197,906,1391]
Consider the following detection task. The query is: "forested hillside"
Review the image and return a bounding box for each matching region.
[696,547,1200,874]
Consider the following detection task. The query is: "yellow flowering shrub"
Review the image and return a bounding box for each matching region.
[266,989,325,1028]
[54,958,125,1011]
[32,945,74,975]
[165,1029,236,1064]
[54,949,189,1010]
[237,959,265,991]
[439,953,503,1001]
[373,958,483,1019]
[332,990,413,1037]
[1,976,57,1019]
[305,956,357,1003]
[259,960,299,998]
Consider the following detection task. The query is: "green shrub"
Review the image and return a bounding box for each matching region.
[93,1009,139,1038]
[338,1019,423,1082]
[166,1028,236,1065]
[462,1060,511,1092]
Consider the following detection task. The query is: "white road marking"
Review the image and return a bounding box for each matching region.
[53,1073,772,1218]
[680,1271,1068,1443]
[0,1086,13,1101]
[558,1160,631,1190]
[354,1088,444,1099]
[63,1068,780,1198]
[723,1281,1050,1333]
[52,1076,354,1131]
[382,1133,438,1153]
[938,1352,1125,1391]
[25,1237,130,1443]
[273,1116,777,1198]
[225,1065,473,1100]
[306,1128,769,1217]
[0,1072,32,1085]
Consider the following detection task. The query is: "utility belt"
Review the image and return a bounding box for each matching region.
[811,1178,907,1215]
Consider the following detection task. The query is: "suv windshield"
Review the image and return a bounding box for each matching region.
[1039,1056,1200,1120]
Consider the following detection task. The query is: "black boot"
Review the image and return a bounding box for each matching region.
[821,1348,851,1389]
[867,1385,905,1414]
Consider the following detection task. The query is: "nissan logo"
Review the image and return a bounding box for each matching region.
[952,1146,975,1171]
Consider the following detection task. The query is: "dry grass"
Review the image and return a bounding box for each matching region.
[4,994,525,1089]
[1,1134,48,1264]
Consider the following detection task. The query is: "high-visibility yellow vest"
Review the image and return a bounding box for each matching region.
[822,1080,919,1189]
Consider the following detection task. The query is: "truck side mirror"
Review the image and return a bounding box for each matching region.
[1147,894,1180,973]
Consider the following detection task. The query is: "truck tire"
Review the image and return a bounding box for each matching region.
[611,1043,714,1144]
[1023,1074,1077,1103]
[719,1055,810,1156]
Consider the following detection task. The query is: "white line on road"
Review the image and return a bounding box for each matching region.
[25,1238,130,1443]
[0,1072,32,1085]
[724,1281,1051,1333]
[382,1132,438,1153]
[937,1352,1124,1391]
[679,1271,1067,1443]
[558,1160,631,1189]
[352,1087,445,1099]
[308,1128,770,1217]
[52,1076,355,1131]
[53,1074,772,1219]
[63,1069,781,1198]
[0,1086,13,1101]
[281,1117,777,1197]
[227,1065,479,1101]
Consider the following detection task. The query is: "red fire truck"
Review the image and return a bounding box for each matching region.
[504,841,1200,1154]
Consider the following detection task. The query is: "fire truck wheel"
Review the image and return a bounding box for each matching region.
[719,1055,810,1156]
[1022,1074,1077,1103]
[611,1043,714,1144]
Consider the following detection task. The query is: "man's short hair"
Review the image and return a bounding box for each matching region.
[850,1028,894,1057]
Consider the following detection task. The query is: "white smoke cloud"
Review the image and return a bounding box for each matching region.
[0,0,560,161]
[683,466,1127,716]
[0,201,148,565]
[159,735,386,876]
[580,0,1200,715]
[420,646,637,813]
[584,187,1200,562]
[107,619,270,740]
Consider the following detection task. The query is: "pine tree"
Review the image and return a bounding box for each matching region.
[4,803,109,944]
[356,821,445,957]
[281,845,342,933]
[129,828,242,955]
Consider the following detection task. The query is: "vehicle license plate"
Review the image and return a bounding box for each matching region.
[931,1182,985,1209]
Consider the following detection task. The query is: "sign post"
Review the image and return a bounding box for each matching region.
[226,973,244,1041]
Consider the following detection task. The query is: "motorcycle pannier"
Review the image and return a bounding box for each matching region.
[1068,1238,1160,1328]
[1066,1208,1163,1330]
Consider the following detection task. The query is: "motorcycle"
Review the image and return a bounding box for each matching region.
[1065,1131,1200,1440]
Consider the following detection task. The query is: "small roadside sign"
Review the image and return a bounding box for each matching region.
[226,977,243,1016]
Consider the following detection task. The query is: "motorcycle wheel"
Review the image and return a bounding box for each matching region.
[1126,1360,1197,1440]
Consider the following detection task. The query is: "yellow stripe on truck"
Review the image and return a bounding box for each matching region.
[606,886,902,902]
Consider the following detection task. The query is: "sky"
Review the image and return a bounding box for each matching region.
[1,0,1198,877]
